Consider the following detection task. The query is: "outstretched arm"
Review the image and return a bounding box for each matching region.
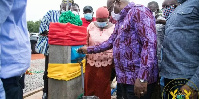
[87,24,119,54]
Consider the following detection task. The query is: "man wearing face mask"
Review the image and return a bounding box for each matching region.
[147,1,178,98]
[160,0,199,98]
[147,2,166,99]
[148,1,165,76]
[78,0,158,98]
[81,6,96,27]
[107,0,117,24]
[157,0,178,97]
[37,1,74,99]
[147,1,179,98]
[147,1,160,19]
[70,3,80,16]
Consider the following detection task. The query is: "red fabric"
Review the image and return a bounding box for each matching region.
[84,63,112,99]
[81,17,96,27]
[48,22,87,46]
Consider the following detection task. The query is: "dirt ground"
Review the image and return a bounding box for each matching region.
[31,54,45,60]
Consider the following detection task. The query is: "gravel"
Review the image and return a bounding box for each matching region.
[23,58,118,99]
[23,59,45,93]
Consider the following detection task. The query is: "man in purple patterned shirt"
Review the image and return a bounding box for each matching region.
[78,0,158,98]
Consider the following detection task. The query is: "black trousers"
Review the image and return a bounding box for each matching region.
[110,67,116,81]
[43,55,49,94]
[117,83,155,99]
[2,74,25,99]
[30,40,38,54]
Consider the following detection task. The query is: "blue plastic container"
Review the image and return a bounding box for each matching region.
[71,45,85,63]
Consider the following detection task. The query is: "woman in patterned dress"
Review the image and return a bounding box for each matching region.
[84,7,115,99]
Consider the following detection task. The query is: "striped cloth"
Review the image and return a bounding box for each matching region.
[36,10,60,55]
[35,36,48,55]
[39,10,60,33]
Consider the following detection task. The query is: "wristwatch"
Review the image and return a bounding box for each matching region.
[140,79,147,83]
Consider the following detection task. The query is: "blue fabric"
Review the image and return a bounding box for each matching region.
[71,46,85,63]
[111,86,117,95]
[37,10,60,55]
[0,80,5,99]
[160,77,164,86]
[0,0,31,80]
[39,10,60,34]
[160,0,199,90]
[96,22,108,28]
[35,36,48,55]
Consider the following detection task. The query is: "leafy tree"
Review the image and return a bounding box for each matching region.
[27,20,41,33]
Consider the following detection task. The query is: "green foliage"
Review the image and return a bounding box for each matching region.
[27,20,41,33]
[59,11,83,26]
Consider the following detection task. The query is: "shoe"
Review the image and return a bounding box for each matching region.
[42,92,47,99]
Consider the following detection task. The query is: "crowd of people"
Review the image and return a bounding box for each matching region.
[0,0,199,99]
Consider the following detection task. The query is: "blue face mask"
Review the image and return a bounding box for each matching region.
[96,22,108,28]
[84,13,93,20]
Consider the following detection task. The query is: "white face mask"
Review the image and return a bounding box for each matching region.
[153,12,156,17]
[111,4,121,21]
[71,11,79,15]
[111,11,121,21]
[61,9,66,14]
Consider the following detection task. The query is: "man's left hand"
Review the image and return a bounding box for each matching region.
[134,78,148,98]
[180,84,198,99]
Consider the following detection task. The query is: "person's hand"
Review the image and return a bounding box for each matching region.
[77,46,88,54]
[40,31,48,36]
[134,78,148,98]
[180,84,198,99]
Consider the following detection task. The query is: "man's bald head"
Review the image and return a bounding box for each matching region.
[107,0,129,16]
[147,1,159,14]
[148,1,159,10]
